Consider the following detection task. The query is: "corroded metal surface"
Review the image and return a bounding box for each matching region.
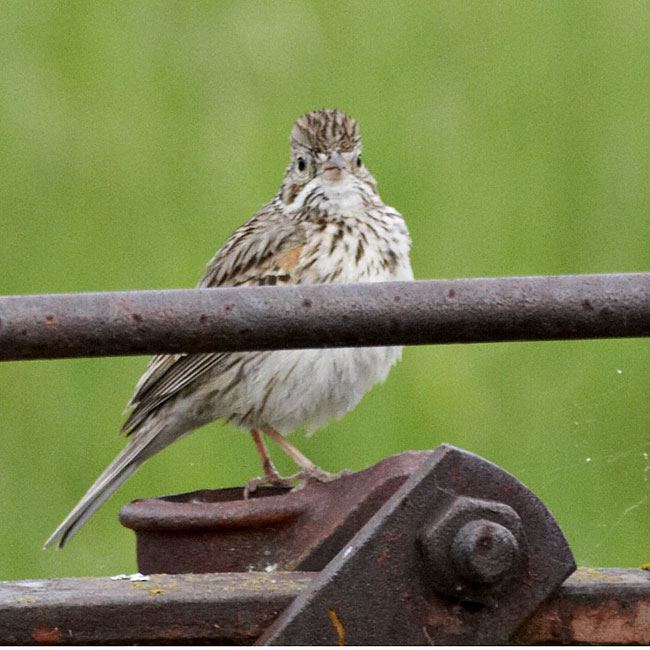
[0,572,313,645]
[2,569,650,644]
[120,451,429,574]
[259,445,576,645]
[2,273,650,361]
[516,567,650,644]
[4,446,646,644]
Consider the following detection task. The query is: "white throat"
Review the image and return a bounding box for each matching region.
[292,174,370,218]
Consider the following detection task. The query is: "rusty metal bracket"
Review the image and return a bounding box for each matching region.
[257,444,575,645]
[121,445,575,644]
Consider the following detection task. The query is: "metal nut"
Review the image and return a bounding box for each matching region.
[418,496,527,602]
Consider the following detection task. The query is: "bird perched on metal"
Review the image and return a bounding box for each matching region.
[45,109,413,548]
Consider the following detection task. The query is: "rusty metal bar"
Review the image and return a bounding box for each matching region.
[0,572,312,645]
[517,567,650,645]
[1,273,649,361]
[1,568,648,644]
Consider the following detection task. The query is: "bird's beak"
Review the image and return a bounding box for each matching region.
[327,151,345,169]
[321,151,346,180]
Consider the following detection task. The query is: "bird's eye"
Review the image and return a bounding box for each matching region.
[297,157,307,172]
[356,155,362,168]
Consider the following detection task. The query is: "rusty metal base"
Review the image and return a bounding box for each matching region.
[119,446,576,644]
[3,447,648,644]
[120,450,428,574]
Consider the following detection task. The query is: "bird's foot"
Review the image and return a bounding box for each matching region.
[244,469,305,499]
[292,466,353,491]
[244,466,351,499]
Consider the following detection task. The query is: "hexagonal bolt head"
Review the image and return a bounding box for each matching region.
[418,497,527,602]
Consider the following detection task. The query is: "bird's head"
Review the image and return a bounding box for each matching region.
[282,109,378,204]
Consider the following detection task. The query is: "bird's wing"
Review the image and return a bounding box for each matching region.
[121,204,307,434]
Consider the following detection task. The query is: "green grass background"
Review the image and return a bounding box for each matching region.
[1,0,649,581]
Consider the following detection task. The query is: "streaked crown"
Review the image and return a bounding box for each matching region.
[291,109,361,153]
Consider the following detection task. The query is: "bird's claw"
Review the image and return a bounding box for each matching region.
[244,470,304,499]
[292,467,352,491]
[244,466,351,499]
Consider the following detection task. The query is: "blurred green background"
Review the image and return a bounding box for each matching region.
[1,0,649,581]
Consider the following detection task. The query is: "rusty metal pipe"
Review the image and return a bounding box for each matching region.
[1,273,649,361]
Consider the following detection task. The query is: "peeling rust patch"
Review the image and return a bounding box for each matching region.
[516,568,650,644]
[571,599,650,645]
[31,626,62,644]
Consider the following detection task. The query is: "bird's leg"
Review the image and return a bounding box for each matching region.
[245,429,305,498]
[245,427,349,497]
[261,426,351,489]
[251,429,278,478]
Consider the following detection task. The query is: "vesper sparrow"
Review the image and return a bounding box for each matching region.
[45,109,413,548]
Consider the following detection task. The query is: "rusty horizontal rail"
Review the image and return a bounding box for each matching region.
[0,572,311,645]
[1,273,649,361]
[1,568,648,644]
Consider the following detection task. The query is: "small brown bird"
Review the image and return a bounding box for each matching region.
[45,109,413,548]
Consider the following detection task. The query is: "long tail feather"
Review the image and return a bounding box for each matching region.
[44,422,167,549]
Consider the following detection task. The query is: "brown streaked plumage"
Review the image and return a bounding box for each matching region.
[45,109,413,548]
